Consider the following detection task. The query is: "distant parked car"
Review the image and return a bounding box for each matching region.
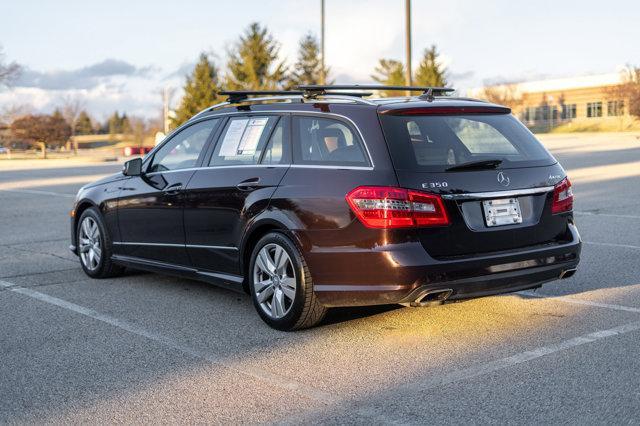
[123,146,153,157]
[0,147,8,154]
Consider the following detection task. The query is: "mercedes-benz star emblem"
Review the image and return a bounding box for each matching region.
[497,171,510,187]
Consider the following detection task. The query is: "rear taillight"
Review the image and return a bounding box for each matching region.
[345,186,450,229]
[552,177,573,214]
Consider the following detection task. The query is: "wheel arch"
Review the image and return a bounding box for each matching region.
[239,216,307,293]
[73,199,99,235]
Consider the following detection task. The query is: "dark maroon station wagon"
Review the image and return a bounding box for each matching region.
[70,85,581,330]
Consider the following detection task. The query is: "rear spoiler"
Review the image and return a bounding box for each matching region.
[379,106,511,116]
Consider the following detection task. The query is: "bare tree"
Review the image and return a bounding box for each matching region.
[606,66,640,120]
[0,45,21,87]
[0,104,33,126]
[477,83,525,111]
[61,95,85,154]
[11,114,71,158]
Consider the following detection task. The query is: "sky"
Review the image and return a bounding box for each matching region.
[0,0,638,120]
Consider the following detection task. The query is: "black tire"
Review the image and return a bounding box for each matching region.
[76,207,125,279]
[249,232,327,331]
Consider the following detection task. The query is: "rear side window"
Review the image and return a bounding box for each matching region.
[380,114,555,171]
[292,116,369,167]
[261,117,289,165]
[210,116,278,166]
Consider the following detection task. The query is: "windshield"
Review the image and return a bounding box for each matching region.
[379,113,556,172]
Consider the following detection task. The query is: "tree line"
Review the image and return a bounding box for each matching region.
[171,22,448,127]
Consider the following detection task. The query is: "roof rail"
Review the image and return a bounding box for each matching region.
[198,85,442,118]
[218,90,304,103]
[297,84,454,99]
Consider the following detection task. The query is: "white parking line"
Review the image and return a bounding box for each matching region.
[5,277,640,424]
[0,188,75,198]
[575,211,640,220]
[584,241,640,250]
[519,290,640,314]
[0,279,336,405]
[353,319,640,423]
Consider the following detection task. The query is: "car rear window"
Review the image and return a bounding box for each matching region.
[380,113,556,171]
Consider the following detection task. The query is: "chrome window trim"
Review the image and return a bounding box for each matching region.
[203,110,374,168]
[142,163,374,177]
[139,110,375,175]
[441,186,555,200]
[112,241,238,251]
[289,164,374,171]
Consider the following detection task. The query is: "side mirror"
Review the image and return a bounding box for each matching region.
[122,158,143,176]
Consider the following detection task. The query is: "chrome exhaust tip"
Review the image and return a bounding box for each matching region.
[410,288,453,307]
[559,268,577,279]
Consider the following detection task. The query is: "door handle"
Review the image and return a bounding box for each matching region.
[236,177,261,191]
[163,183,183,195]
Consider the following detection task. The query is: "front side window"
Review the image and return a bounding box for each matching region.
[292,116,368,167]
[380,113,555,171]
[148,119,219,173]
[210,116,278,166]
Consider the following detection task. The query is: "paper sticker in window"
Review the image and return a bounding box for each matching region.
[237,118,268,155]
[219,119,248,156]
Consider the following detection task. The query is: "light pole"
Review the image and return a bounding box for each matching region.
[162,86,174,134]
[405,0,412,93]
[321,0,326,85]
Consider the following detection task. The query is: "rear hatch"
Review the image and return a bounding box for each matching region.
[379,104,573,258]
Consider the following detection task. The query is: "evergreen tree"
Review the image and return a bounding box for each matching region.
[172,53,220,128]
[121,113,131,134]
[108,111,122,135]
[371,59,406,97]
[225,22,287,90]
[286,33,330,88]
[414,45,448,87]
[51,108,64,121]
[74,111,93,135]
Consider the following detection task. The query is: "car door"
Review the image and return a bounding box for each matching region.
[183,113,291,276]
[115,118,221,266]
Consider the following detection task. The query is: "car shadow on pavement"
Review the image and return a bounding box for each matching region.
[322,304,402,326]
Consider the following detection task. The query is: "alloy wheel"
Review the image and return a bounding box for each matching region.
[253,243,297,319]
[79,217,102,271]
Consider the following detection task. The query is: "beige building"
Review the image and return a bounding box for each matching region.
[470,72,634,132]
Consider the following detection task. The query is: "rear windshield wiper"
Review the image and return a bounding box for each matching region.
[445,159,503,172]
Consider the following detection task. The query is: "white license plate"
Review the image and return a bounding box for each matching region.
[482,198,522,227]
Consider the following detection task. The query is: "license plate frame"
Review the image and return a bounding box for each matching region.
[482,197,523,227]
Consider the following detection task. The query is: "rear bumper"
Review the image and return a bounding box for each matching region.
[306,223,582,307]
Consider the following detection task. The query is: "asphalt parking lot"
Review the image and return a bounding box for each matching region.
[1,133,639,424]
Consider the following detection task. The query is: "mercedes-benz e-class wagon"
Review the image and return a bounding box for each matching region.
[70,85,581,330]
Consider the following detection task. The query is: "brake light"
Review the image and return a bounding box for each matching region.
[346,186,450,229]
[381,106,511,116]
[552,177,574,214]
